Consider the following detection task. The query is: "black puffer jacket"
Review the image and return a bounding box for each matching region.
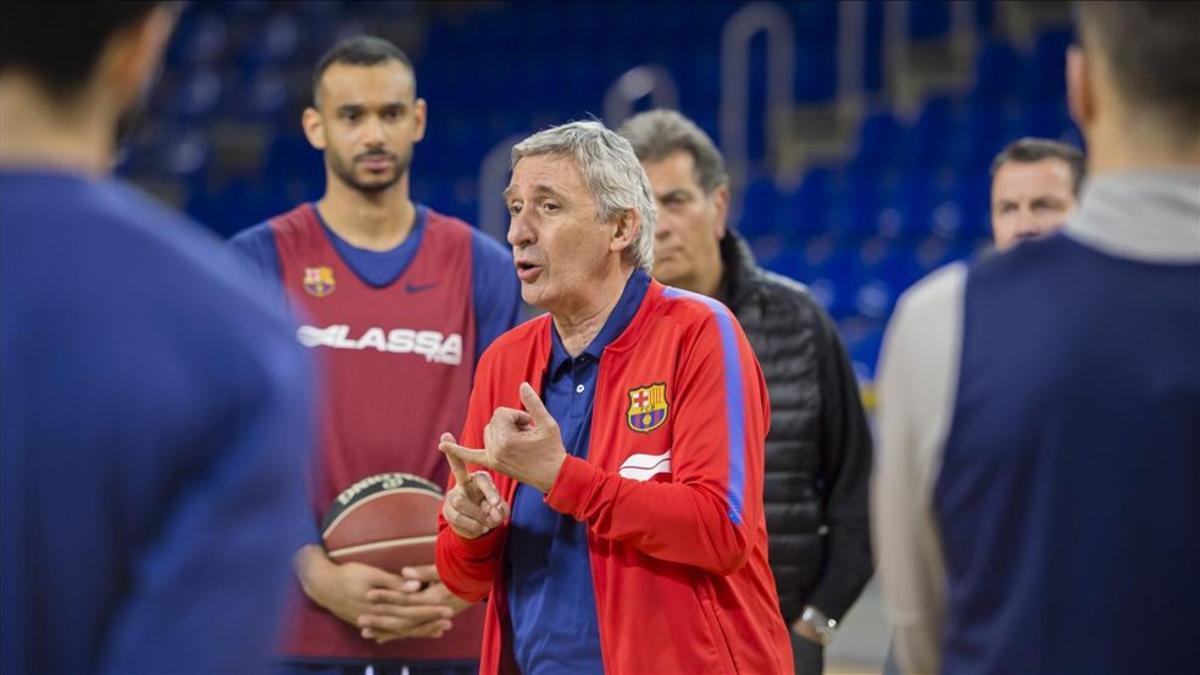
[716,232,874,624]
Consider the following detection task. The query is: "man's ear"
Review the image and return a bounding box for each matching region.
[1066,46,1094,133]
[100,5,178,110]
[302,106,326,151]
[413,98,428,143]
[711,184,731,240]
[612,209,640,255]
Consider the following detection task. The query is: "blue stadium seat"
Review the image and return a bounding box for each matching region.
[911,236,979,279]
[749,233,790,275]
[788,235,839,281]
[947,103,1008,173]
[738,177,780,238]
[680,63,720,110]
[223,0,269,14]
[969,41,1022,104]
[876,173,937,241]
[927,198,964,241]
[236,12,303,71]
[811,243,859,288]
[171,66,225,119]
[826,168,885,241]
[851,111,901,171]
[263,133,323,186]
[854,279,898,320]
[794,46,837,102]
[858,237,920,289]
[789,1,838,45]
[929,176,990,243]
[777,167,834,238]
[767,197,802,238]
[1023,28,1074,102]
[973,0,997,34]
[896,94,955,170]
[1019,103,1073,140]
[119,123,210,180]
[230,66,290,122]
[166,11,228,68]
[807,276,859,320]
[164,128,212,179]
[908,0,951,41]
[202,177,290,236]
[847,324,885,381]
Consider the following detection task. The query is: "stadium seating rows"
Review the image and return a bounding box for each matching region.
[117,0,1077,380]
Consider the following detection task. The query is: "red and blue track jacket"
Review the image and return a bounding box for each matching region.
[436,279,795,674]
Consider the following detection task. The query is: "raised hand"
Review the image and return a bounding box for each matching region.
[438,382,567,494]
[440,432,509,539]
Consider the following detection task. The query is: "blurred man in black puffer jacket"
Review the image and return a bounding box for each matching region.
[620,110,874,675]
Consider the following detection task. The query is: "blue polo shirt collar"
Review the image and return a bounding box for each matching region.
[548,268,650,379]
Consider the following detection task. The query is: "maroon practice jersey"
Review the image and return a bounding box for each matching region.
[269,203,486,663]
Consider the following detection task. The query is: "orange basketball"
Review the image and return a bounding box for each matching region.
[321,473,444,573]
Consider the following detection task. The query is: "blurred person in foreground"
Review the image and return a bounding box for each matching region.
[0,2,314,674]
[434,121,795,673]
[619,109,873,675]
[990,137,1085,250]
[229,36,519,674]
[872,2,1200,673]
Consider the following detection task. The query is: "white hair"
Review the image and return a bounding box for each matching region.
[511,120,656,272]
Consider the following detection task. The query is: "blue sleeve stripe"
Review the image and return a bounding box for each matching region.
[662,288,747,526]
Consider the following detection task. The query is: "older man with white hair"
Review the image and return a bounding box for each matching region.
[427,121,794,674]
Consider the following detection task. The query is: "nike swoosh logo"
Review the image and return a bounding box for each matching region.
[405,282,439,293]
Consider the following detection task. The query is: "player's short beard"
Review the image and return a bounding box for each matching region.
[328,146,412,194]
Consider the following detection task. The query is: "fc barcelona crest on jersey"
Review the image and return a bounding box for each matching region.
[303,266,335,297]
[627,383,668,433]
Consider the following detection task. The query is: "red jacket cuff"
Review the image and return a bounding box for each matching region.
[444,524,504,558]
[545,455,601,517]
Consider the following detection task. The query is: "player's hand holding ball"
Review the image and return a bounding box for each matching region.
[358,564,471,644]
[440,432,509,539]
[296,548,454,638]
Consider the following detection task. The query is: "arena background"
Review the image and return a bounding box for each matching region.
[116,1,1080,670]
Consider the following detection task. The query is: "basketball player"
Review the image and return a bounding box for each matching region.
[228,36,520,675]
[873,2,1200,672]
[1,2,314,673]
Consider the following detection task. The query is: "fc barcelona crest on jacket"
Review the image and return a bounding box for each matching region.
[303,266,335,297]
[627,383,668,433]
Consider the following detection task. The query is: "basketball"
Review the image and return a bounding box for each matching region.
[321,472,444,573]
